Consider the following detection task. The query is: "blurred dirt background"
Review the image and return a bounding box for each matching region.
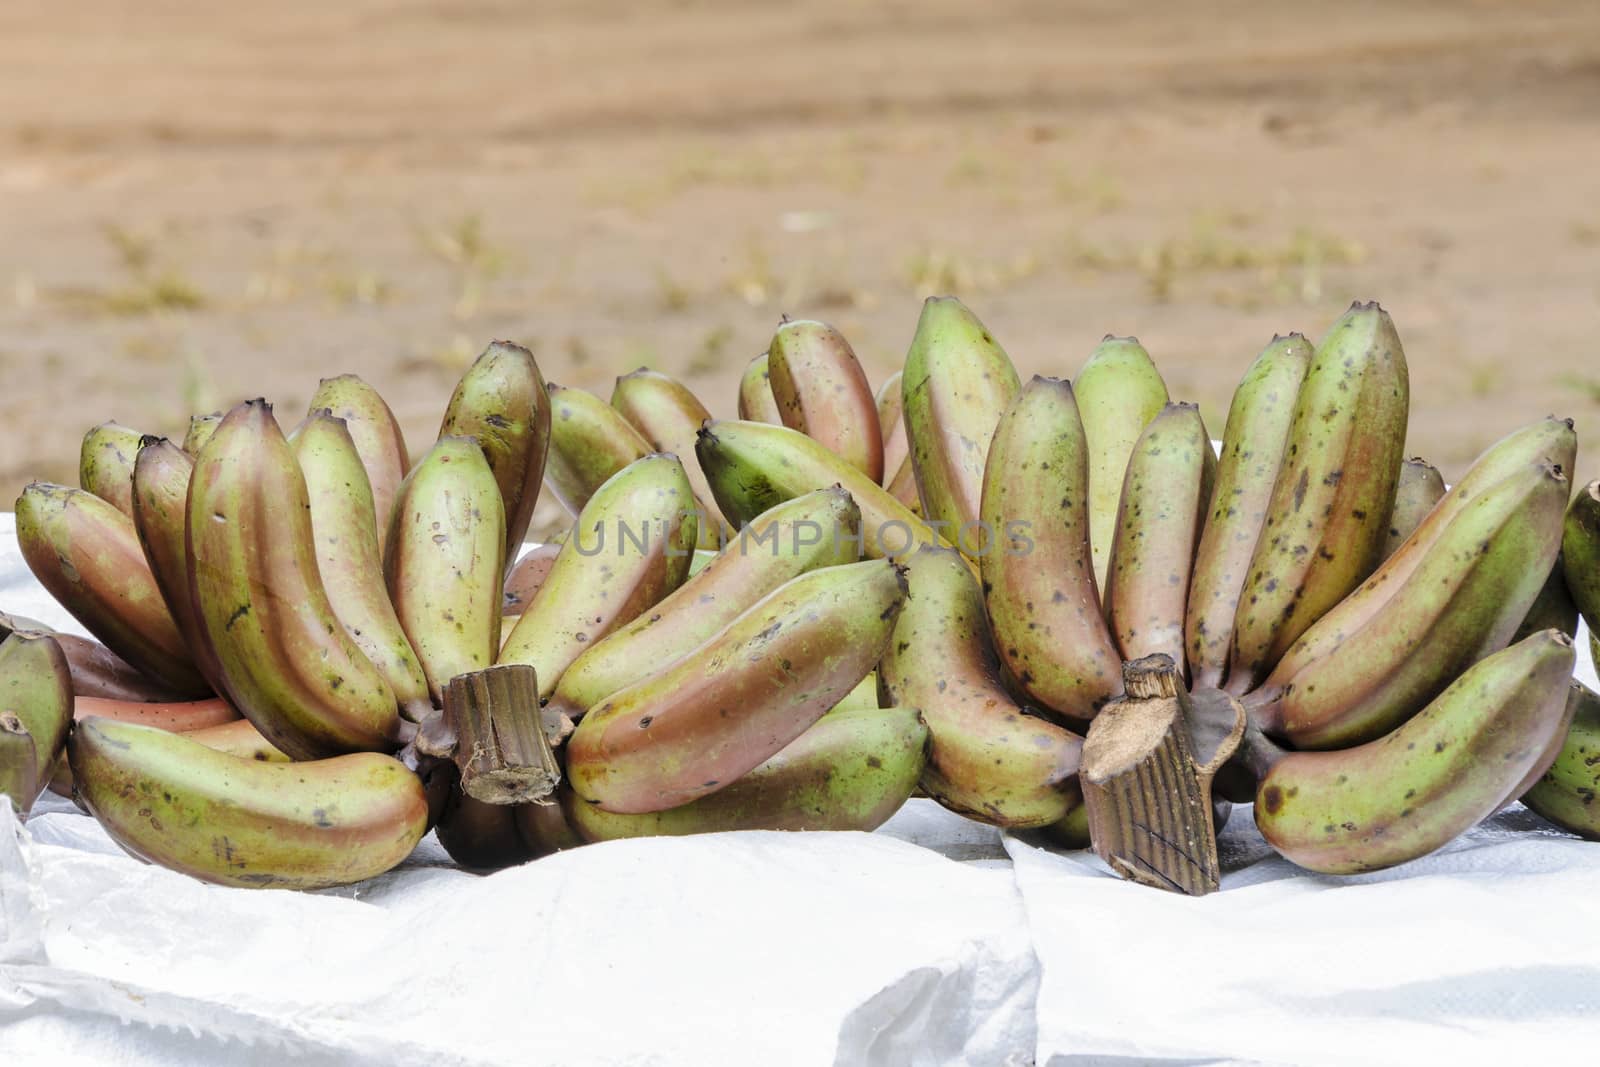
[2,0,1597,536]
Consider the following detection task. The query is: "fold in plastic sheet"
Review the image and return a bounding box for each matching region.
[5,512,1600,1066]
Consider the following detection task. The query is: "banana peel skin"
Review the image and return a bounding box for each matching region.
[0,632,73,816]
[1522,680,1600,840]
[69,717,428,889]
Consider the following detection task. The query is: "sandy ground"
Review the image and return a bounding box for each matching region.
[1,0,1597,536]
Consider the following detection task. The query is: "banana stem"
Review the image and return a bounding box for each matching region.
[441,665,561,806]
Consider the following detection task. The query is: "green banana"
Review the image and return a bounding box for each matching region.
[79,421,144,518]
[1105,402,1215,671]
[306,374,411,539]
[568,706,927,840]
[546,487,861,721]
[188,400,402,759]
[1074,335,1170,590]
[1226,302,1410,692]
[611,367,731,548]
[1254,630,1575,875]
[501,454,698,701]
[979,376,1120,723]
[880,544,1084,828]
[1261,463,1568,749]
[566,559,905,814]
[69,717,428,889]
[1261,416,1578,695]
[1563,480,1600,631]
[697,420,944,560]
[295,412,433,721]
[544,382,652,515]
[0,632,72,815]
[829,672,881,713]
[181,412,223,457]
[129,436,227,695]
[1383,457,1446,560]
[1185,333,1312,689]
[1522,681,1600,840]
[15,483,209,697]
[736,352,783,424]
[384,436,507,705]
[438,341,552,564]
[901,296,1020,550]
[767,319,884,482]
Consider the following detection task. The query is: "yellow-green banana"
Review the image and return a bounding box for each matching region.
[880,545,1084,828]
[901,297,1020,551]
[767,319,884,482]
[979,376,1120,723]
[544,382,652,515]
[1226,302,1410,692]
[1185,333,1312,689]
[79,421,144,519]
[295,412,433,721]
[568,706,927,840]
[501,454,698,700]
[1074,335,1170,590]
[736,352,783,424]
[305,374,411,539]
[70,717,427,889]
[438,341,551,564]
[1254,630,1575,874]
[384,435,506,704]
[546,487,861,721]
[0,632,72,816]
[1521,681,1600,840]
[611,367,731,547]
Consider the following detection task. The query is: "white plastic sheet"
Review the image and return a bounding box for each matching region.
[3,512,1600,1066]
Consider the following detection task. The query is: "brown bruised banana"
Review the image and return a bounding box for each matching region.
[0,632,73,816]
[500,454,698,701]
[438,340,552,567]
[305,374,411,539]
[15,483,210,698]
[766,318,884,482]
[1105,402,1215,673]
[188,400,403,759]
[1260,416,1578,698]
[384,436,507,705]
[697,420,945,560]
[736,352,783,424]
[543,382,652,515]
[0,611,183,703]
[566,559,906,814]
[1252,630,1575,875]
[435,772,534,870]
[1185,333,1312,689]
[546,487,861,721]
[78,421,145,519]
[1258,463,1568,749]
[610,367,732,548]
[881,545,1084,829]
[69,717,428,889]
[568,706,927,841]
[979,376,1121,724]
[1074,336,1170,592]
[515,795,584,857]
[1226,302,1410,693]
[901,296,1020,553]
[1521,681,1600,840]
[1383,458,1446,560]
[294,412,433,721]
[181,412,223,457]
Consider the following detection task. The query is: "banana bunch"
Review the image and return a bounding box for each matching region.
[3,293,1596,893]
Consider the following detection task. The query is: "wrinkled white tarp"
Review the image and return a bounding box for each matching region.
[3,511,1600,1066]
